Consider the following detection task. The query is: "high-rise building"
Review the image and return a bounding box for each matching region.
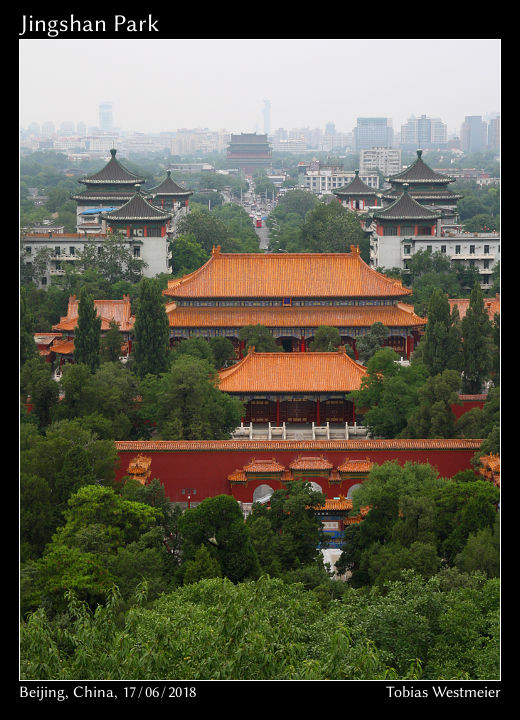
[460,116,487,153]
[99,101,113,133]
[353,118,393,152]
[400,115,447,149]
[360,147,402,177]
[487,116,500,152]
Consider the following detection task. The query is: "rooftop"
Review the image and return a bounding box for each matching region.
[164,245,413,299]
[53,295,135,332]
[387,149,456,185]
[80,149,145,186]
[217,347,367,394]
[166,301,426,330]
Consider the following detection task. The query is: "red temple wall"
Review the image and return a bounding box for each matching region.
[114,440,481,504]
[451,399,487,420]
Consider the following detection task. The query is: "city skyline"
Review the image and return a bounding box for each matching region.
[19,38,500,136]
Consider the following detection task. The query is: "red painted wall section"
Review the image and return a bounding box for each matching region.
[451,398,486,420]
[114,440,482,504]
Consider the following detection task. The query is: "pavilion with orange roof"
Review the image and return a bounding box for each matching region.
[49,294,135,364]
[217,345,367,425]
[164,244,426,359]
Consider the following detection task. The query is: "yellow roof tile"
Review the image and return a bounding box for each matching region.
[217,348,367,393]
[164,246,412,299]
[167,303,426,329]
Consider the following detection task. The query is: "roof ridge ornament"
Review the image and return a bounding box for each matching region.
[350,244,360,255]
[417,149,423,159]
[212,245,222,255]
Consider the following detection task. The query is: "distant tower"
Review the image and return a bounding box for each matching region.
[99,101,113,133]
[263,99,271,136]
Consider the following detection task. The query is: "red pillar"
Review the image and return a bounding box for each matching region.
[406,334,414,360]
[353,339,359,361]
[316,396,320,425]
[276,397,280,426]
[300,336,306,352]
[239,340,245,359]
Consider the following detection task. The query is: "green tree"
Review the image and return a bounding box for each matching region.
[20,287,37,365]
[421,288,463,375]
[179,495,260,583]
[351,351,429,438]
[138,354,243,440]
[209,336,236,368]
[238,324,279,353]
[251,480,327,572]
[176,207,230,254]
[356,322,390,364]
[77,233,145,285]
[20,357,59,430]
[132,278,171,378]
[74,287,101,372]
[309,325,343,352]
[460,281,494,393]
[300,201,367,254]
[169,233,209,276]
[100,319,124,362]
[182,544,222,585]
[402,369,462,438]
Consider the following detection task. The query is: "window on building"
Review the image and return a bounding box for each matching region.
[484,260,490,269]
[384,227,398,236]
[403,245,411,255]
[417,226,432,236]
[133,247,141,258]
[400,226,415,236]
[484,245,490,254]
[41,277,47,286]
[69,247,75,255]
[470,245,475,254]
[426,245,432,252]
[25,246,32,254]
[455,245,461,254]
[441,246,446,253]
[54,246,60,256]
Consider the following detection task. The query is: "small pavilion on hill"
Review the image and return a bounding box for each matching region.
[164,244,426,359]
[217,346,367,424]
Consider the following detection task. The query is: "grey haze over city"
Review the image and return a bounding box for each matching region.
[19,38,500,136]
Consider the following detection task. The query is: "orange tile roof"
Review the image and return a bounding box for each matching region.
[126,454,152,484]
[318,498,354,511]
[51,338,75,355]
[217,348,367,393]
[52,295,135,332]
[337,457,374,473]
[228,469,248,483]
[243,458,285,473]
[289,455,334,470]
[163,245,412,299]
[167,302,426,330]
[449,294,500,322]
[116,439,484,452]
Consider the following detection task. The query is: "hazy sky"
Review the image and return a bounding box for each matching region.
[19,38,500,135]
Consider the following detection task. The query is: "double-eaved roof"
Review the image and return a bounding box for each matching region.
[164,245,412,299]
[79,149,145,186]
[217,347,367,394]
[387,149,455,186]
